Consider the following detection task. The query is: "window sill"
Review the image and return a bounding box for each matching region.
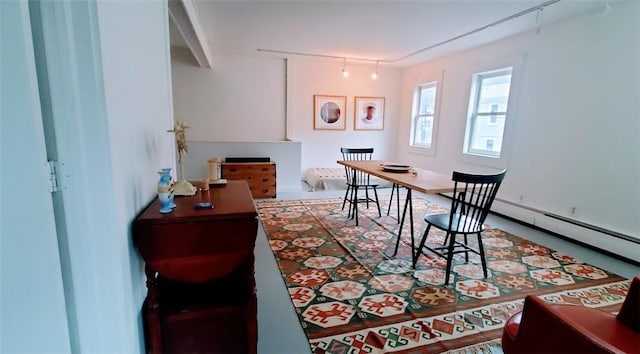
[408,145,436,157]
[458,152,508,170]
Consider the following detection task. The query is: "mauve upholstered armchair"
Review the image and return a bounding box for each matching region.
[502,276,640,354]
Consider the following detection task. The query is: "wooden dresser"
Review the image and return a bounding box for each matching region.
[222,161,276,198]
[132,180,258,354]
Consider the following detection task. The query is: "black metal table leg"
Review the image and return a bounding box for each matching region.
[391,188,412,257]
[387,183,396,216]
[386,184,401,224]
[396,185,401,222]
[352,170,359,226]
[407,189,415,264]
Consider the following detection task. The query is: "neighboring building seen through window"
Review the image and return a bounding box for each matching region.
[488,104,499,125]
[411,82,437,149]
[464,68,512,158]
[486,138,495,150]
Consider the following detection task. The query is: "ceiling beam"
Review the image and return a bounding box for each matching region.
[168,0,213,68]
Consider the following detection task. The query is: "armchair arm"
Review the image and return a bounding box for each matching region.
[503,295,633,354]
[616,276,640,332]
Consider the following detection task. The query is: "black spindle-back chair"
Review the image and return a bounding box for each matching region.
[340,148,381,223]
[414,170,507,285]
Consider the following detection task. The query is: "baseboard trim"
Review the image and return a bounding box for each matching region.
[494,197,637,245]
[490,209,640,267]
[543,212,638,245]
[278,186,305,193]
[437,193,640,267]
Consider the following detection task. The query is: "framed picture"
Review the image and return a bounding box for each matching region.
[354,96,385,130]
[314,95,346,130]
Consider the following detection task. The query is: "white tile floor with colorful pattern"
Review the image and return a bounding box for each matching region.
[255,188,639,354]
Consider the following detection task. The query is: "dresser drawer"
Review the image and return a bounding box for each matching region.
[249,185,276,199]
[222,162,276,198]
[223,163,275,175]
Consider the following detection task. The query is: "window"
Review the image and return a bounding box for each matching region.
[410,82,437,148]
[464,68,512,158]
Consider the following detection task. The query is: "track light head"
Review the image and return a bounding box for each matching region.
[371,61,379,80]
[341,58,349,78]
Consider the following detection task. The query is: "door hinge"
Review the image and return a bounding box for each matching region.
[48,160,60,192]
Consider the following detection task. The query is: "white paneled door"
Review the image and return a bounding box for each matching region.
[0,1,71,352]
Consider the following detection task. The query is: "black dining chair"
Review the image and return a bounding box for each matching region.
[340,148,381,223]
[413,170,507,285]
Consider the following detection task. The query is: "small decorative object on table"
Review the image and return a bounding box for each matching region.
[200,178,209,191]
[168,121,197,196]
[381,164,411,173]
[207,158,222,183]
[207,158,227,186]
[157,168,175,213]
[194,202,214,210]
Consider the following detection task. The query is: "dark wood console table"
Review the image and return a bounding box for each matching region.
[133,180,258,354]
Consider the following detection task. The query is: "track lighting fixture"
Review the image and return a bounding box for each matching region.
[535,8,543,34]
[258,0,562,64]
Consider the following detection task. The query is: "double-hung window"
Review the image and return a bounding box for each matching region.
[410,82,437,149]
[464,68,512,158]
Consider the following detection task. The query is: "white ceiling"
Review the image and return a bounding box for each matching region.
[171,0,613,67]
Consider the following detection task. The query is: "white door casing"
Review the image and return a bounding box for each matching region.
[0,1,71,352]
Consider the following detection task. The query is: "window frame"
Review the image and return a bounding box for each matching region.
[463,67,513,159]
[457,54,524,170]
[409,80,441,156]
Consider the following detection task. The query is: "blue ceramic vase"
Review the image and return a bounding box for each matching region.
[157,168,175,213]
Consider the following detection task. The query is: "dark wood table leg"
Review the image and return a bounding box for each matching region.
[144,265,162,354]
[248,256,258,354]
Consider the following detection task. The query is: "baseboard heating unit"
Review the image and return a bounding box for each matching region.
[489,197,639,265]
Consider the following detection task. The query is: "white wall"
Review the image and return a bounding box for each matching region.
[399,2,640,242]
[171,49,287,141]
[289,57,402,171]
[182,141,302,192]
[171,53,403,183]
[97,1,176,352]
